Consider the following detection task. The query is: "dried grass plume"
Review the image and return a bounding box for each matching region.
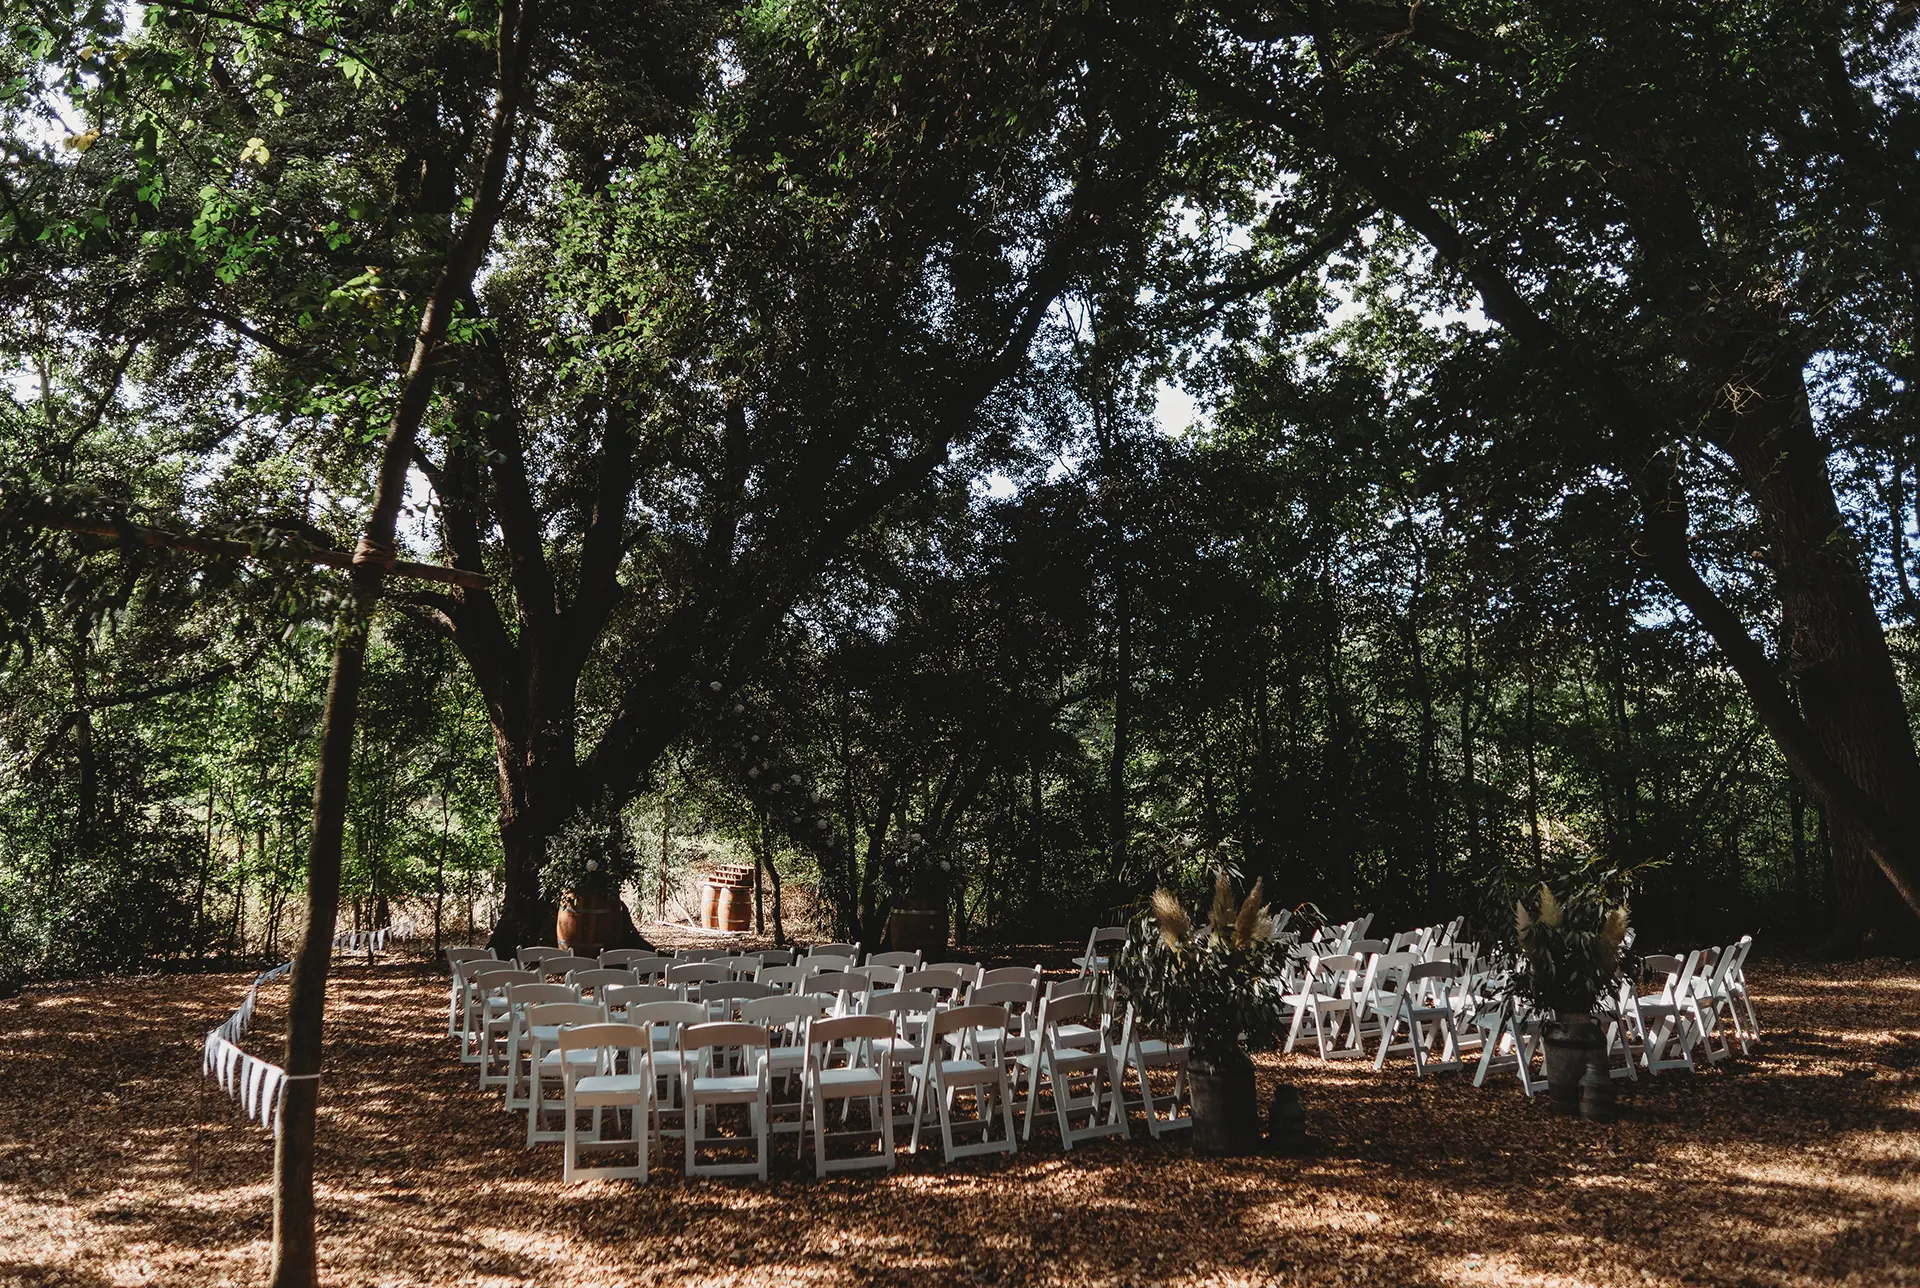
[1151,887,1191,948]
[1209,869,1236,938]
[1233,877,1267,948]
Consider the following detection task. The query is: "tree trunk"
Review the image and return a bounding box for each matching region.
[1714,365,1920,949]
[270,7,535,1281]
[1108,559,1131,886]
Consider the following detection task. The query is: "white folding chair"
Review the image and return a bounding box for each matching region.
[927,961,985,988]
[1073,927,1129,980]
[966,981,1039,1066]
[721,955,765,981]
[625,1000,707,1138]
[471,969,540,1084]
[503,982,579,1109]
[445,948,496,1036]
[800,1014,897,1177]
[742,994,831,1137]
[603,983,683,1022]
[867,990,940,1130]
[1374,960,1466,1075]
[457,961,519,1062]
[1470,994,1549,1096]
[1114,998,1190,1138]
[1283,954,1358,1059]
[558,1022,654,1184]
[525,1001,607,1145]
[911,1004,1019,1161]
[802,970,872,1013]
[1014,992,1127,1148]
[1722,935,1759,1049]
[681,1021,772,1180]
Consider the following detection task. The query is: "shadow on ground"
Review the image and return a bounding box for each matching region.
[1,954,1915,1286]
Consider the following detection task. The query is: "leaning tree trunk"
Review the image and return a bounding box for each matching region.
[1720,364,1920,950]
[268,9,535,1286]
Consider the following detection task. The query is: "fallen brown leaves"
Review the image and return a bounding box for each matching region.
[1,953,1916,1288]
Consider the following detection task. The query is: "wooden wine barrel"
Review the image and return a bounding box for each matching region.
[699,880,722,929]
[556,892,622,957]
[714,883,751,932]
[888,908,948,953]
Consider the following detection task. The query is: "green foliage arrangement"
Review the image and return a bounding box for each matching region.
[1513,870,1635,1018]
[1113,872,1290,1073]
[538,801,640,905]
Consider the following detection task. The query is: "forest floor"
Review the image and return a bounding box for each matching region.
[0,948,1915,1288]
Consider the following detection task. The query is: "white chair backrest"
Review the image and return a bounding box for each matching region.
[742,994,832,1030]
[931,1003,1010,1055]
[977,965,1041,992]
[804,954,856,974]
[603,983,683,1017]
[900,968,968,1001]
[568,968,635,996]
[508,981,578,1009]
[755,948,797,968]
[478,968,541,993]
[626,1000,709,1048]
[527,1001,606,1031]
[540,955,600,980]
[516,945,565,968]
[703,982,776,1021]
[968,981,1038,1026]
[803,970,870,1007]
[599,949,656,968]
[666,962,731,986]
[680,1020,770,1074]
[809,942,861,960]
[722,955,764,980]
[756,964,813,993]
[927,961,984,985]
[867,950,922,970]
[805,1014,893,1070]
[852,964,905,991]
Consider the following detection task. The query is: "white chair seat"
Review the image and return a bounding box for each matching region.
[574,1074,646,1097]
[818,1066,885,1094]
[692,1073,762,1100]
[929,1058,997,1085]
[540,1048,600,1066]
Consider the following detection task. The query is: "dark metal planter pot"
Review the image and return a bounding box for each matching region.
[1191,1062,1262,1156]
[1544,1016,1604,1116]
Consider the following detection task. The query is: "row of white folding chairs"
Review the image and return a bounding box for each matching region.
[442,946,997,1052]
[1607,936,1759,1073]
[455,971,1189,1182]
[1282,933,1760,1096]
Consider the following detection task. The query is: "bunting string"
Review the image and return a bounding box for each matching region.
[199,924,396,1134]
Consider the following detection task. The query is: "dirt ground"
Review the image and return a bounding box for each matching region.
[1,949,1915,1288]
